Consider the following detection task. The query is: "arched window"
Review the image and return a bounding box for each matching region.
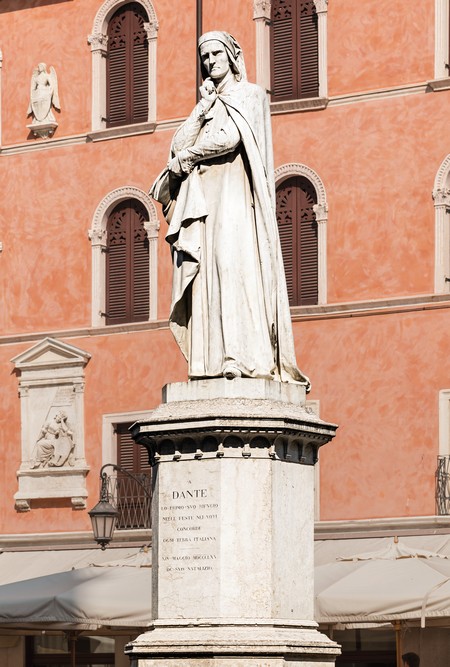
[105,199,149,324]
[89,0,158,132]
[89,187,159,327]
[276,175,318,306]
[106,2,149,127]
[270,0,319,101]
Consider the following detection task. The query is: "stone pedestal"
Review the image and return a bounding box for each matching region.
[126,379,340,666]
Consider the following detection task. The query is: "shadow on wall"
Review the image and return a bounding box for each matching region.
[0,0,73,13]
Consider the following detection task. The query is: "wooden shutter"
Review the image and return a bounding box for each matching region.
[106,200,150,325]
[276,176,318,306]
[117,422,151,474]
[271,0,319,101]
[107,2,149,127]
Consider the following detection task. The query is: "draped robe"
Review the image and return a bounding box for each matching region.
[165,77,310,386]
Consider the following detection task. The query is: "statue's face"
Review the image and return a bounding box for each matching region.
[199,40,230,82]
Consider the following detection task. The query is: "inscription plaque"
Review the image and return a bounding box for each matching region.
[157,462,220,618]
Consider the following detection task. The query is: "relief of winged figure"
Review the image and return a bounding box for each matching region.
[27,63,60,125]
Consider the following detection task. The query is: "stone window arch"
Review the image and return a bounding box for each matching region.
[88,186,159,326]
[88,0,158,131]
[433,154,450,293]
[275,163,327,304]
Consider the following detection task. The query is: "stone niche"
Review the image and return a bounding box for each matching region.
[11,338,91,512]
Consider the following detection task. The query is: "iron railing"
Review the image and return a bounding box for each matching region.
[104,470,152,530]
[436,455,450,515]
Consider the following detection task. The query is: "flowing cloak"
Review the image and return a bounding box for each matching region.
[165,79,310,387]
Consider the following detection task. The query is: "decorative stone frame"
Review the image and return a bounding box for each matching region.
[0,49,3,146]
[102,410,153,466]
[435,0,450,80]
[274,162,328,304]
[253,0,328,99]
[433,154,450,293]
[11,338,91,512]
[88,186,160,327]
[88,0,158,131]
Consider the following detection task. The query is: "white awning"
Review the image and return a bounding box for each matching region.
[315,536,450,626]
[0,548,152,630]
[0,546,143,586]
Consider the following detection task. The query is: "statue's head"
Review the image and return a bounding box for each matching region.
[37,63,47,73]
[198,31,247,83]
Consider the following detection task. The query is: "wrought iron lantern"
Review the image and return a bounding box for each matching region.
[89,463,152,549]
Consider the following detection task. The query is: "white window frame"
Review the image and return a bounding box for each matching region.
[253,0,328,98]
[88,186,160,327]
[435,0,450,80]
[102,411,153,466]
[274,162,328,305]
[88,0,159,132]
[433,154,450,293]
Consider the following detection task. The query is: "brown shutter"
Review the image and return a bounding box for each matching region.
[116,423,151,530]
[106,200,150,325]
[299,0,319,98]
[276,176,318,306]
[117,422,151,473]
[271,0,296,100]
[107,2,149,127]
[271,0,319,101]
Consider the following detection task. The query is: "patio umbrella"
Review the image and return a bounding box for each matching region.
[315,539,450,627]
[0,549,152,631]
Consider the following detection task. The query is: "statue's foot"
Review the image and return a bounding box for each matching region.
[223,365,242,379]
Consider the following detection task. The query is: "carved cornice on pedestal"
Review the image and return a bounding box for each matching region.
[131,389,337,467]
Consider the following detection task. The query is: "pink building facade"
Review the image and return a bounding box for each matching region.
[0,0,450,664]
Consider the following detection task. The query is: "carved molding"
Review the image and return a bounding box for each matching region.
[253,0,271,20]
[89,186,158,242]
[274,162,327,206]
[88,32,108,53]
[92,0,158,34]
[433,188,450,207]
[131,402,337,467]
[434,153,450,193]
[313,0,328,12]
[143,20,159,40]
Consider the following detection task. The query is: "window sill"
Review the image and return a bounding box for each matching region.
[270,97,328,115]
[87,122,157,142]
[427,77,450,92]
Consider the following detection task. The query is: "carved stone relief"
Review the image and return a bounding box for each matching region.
[26,63,60,138]
[11,338,91,511]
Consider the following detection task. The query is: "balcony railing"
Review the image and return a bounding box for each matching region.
[436,455,450,515]
[105,471,152,530]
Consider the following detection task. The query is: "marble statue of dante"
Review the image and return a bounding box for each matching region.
[27,63,60,125]
[151,31,309,387]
